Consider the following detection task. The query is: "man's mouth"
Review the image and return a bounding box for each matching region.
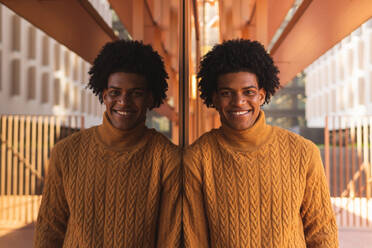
[229,110,252,116]
[113,109,136,116]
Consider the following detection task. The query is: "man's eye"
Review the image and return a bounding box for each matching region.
[244,90,256,96]
[132,91,145,97]
[109,90,120,97]
[220,91,231,97]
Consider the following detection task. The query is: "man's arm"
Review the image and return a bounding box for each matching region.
[34,146,69,248]
[157,147,182,248]
[301,143,338,248]
[183,148,210,248]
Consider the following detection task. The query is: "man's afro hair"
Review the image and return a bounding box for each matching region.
[197,39,280,107]
[87,40,168,109]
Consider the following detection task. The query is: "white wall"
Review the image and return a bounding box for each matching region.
[0,4,113,128]
[305,18,372,128]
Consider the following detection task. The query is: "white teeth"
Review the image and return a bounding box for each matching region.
[231,111,249,116]
[116,110,132,116]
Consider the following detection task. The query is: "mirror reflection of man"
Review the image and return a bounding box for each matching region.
[183,39,338,248]
[34,40,181,248]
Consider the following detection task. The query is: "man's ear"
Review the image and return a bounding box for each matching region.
[259,88,266,106]
[102,89,108,104]
[147,93,155,109]
[212,92,219,110]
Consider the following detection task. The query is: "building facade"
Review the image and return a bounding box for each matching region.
[305,18,372,128]
[0,3,110,128]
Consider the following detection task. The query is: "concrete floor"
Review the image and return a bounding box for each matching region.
[0,223,371,247]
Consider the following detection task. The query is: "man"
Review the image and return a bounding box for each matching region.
[183,39,338,247]
[34,40,181,247]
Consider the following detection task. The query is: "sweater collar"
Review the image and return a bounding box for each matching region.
[218,110,272,151]
[96,112,147,150]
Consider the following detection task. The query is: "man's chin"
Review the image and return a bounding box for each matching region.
[224,119,251,130]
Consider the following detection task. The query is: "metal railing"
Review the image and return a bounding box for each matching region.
[325,116,372,228]
[0,115,84,225]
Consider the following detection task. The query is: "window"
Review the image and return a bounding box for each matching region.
[54,78,60,106]
[54,43,60,70]
[73,55,78,81]
[339,86,345,111]
[338,53,344,81]
[28,27,36,59]
[87,93,92,114]
[358,41,364,70]
[42,36,49,66]
[11,15,21,51]
[41,73,49,103]
[64,51,70,77]
[11,59,20,96]
[92,95,97,115]
[81,61,86,84]
[358,78,365,105]
[348,83,354,108]
[64,82,70,109]
[73,85,78,111]
[331,89,336,113]
[331,59,336,84]
[81,90,86,113]
[27,67,36,100]
[347,48,353,76]
[324,65,329,87]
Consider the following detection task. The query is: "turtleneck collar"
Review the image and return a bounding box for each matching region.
[218,110,273,151]
[95,112,147,151]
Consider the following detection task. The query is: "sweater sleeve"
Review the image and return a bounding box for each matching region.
[183,148,210,248]
[34,146,69,248]
[157,146,182,248]
[301,144,339,248]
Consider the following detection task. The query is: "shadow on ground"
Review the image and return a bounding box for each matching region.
[0,223,34,248]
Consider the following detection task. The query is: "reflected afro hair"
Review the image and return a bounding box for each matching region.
[197,39,280,107]
[87,40,168,109]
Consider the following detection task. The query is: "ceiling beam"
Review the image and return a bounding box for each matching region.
[0,0,117,63]
[271,0,372,85]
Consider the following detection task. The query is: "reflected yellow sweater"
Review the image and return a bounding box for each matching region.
[183,111,338,248]
[34,113,181,248]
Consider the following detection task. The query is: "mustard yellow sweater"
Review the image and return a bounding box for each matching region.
[183,111,338,248]
[34,113,181,248]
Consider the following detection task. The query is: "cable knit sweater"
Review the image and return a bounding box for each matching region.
[34,113,181,248]
[183,111,338,248]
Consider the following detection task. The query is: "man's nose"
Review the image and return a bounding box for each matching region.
[232,93,246,106]
[117,93,131,105]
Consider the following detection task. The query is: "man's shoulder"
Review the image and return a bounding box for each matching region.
[185,128,218,157]
[271,125,317,150]
[146,128,178,151]
[53,126,96,153]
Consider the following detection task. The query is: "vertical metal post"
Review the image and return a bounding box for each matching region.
[325,116,330,188]
[192,0,201,139]
[363,117,369,226]
[356,118,363,226]
[345,118,350,226]
[332,116,337,196]
[351,119,356,226]
[338,117,343,226]
[179,0,190,147]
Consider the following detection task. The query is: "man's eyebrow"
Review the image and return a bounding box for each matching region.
[107,86,146,90]
[242,86,258,89]
[217,86,258,90]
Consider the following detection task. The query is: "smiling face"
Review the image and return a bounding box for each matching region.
[212,71,266,131]
[102,72,153,130]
